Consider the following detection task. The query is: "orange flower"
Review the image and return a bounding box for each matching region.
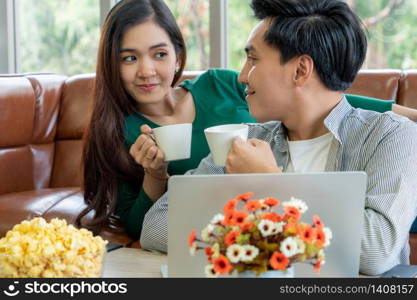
[264,197,280,207]
[261,212,282,222]
[188,230,196,247]
[223,211,234,226]
[299,225,314,243]
[315,228,325,248]
[245,199,262,211]
[231,210,248,226]
[284,221,299,234]
[236,192,254,202]
[313,215,324,229]
[240,222,255,233]
[224,198,238,213]
[205,247,214,262]
[283,206,301,222]
[269,252,289,270]
[224,230,240,246]
[314,260,323,274]
[213,255,233,275]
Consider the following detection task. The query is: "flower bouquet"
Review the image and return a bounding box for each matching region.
[188,192,332,277]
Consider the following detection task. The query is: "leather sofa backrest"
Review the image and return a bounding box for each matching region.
[0,74,66,194]
[50,74,95,188]
[398,70,417,109]
[345,69,402,100]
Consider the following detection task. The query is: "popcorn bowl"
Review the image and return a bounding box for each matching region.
[0,217,108,278]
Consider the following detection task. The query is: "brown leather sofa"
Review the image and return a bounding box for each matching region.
[0,70,416,263]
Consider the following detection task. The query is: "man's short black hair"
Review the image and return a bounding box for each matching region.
[250,0,367,91]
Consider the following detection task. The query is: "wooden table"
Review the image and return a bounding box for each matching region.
[102,247,167,278]
[101,247,382,278]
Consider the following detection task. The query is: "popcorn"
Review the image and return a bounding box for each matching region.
[0,217,108,278]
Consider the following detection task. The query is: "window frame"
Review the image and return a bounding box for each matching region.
[0,0,227,74]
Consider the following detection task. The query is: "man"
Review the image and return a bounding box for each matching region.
[140,0,417,275]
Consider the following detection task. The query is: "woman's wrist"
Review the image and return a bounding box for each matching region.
[144,168,169,181]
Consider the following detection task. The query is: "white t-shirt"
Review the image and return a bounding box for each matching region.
[286,132,333,173]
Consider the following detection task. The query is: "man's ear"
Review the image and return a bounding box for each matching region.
[293,55,314,87]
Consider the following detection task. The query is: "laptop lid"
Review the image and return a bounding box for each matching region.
[168,172,367,277]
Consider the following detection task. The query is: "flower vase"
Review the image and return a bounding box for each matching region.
[238,266,294,278]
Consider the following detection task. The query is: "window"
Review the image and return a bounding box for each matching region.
[228,0,257,71]
[18,0,100,75]
[165,0,210,70]
[227,0,417,70]
[348,0,417,69]
[2,0,417,74]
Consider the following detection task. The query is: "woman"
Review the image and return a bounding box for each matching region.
[77,0,416,240]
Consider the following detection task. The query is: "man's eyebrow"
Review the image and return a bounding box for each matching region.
[120,43,169,53]
[244,45,256,54]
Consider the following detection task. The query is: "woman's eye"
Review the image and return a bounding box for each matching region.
[123,56,136,62]
[155,52,168,59]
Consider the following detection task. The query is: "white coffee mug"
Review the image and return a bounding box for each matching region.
[152,123,192,161]
[204,124,249,166]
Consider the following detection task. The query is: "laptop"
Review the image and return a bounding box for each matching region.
[167,172,367,278]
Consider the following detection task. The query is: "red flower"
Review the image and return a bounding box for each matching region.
[315,228,325,248]
[269,252,289,270]
[205,247,214,262]
[314,260,323,274]
[223,211,234,226]
[299,225,314,243]
[245,199,261,212]
[240,222,255,233]
[188,230,196,247]
[313,215,324,229]
[264,197,280,207]
[283,206,301,222]
[224,230,240,246]
[284,221,299,234]
[231,210,248,226]
[213,255,233,275]
[224,198,238,213]
[236,192,254,202]
[261,212,282,222]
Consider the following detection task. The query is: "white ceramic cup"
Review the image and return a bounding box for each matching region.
[204,124,249,166]
[152,123,192,161]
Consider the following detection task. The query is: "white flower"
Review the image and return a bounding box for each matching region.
[270,222,284,235]
[201,224,215,242]
[226,244,244,263]
[205,264,219,278]
[295,237,306,254]
[257,220,275,237]
[189,242,197,256]
[282,197,308,213]
[246,214,255,222]
[280,237,299,258]
[241,245,259,262]
[258,199,269,210]
[323,227,333,247]
[210,214,224,225]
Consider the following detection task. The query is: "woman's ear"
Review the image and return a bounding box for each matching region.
[175,59,181,73]
[294,55,314,87]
